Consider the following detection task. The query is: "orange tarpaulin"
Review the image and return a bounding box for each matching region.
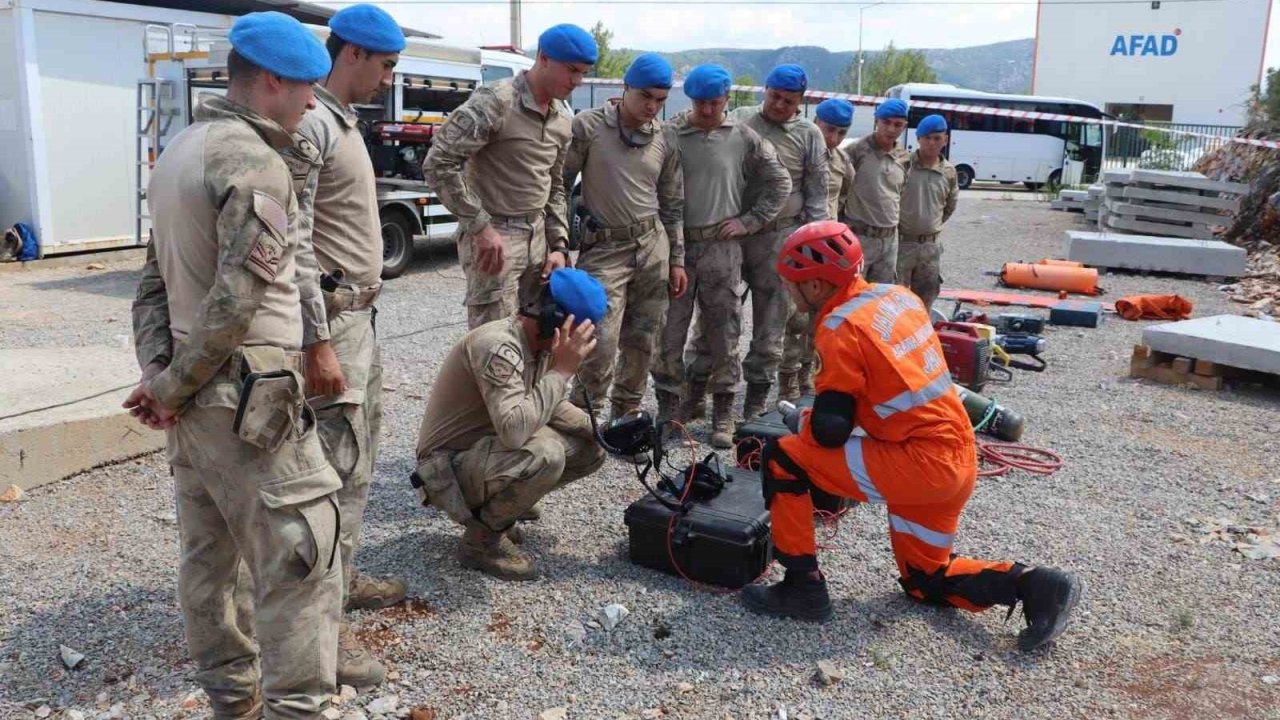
[1114,294,1194,321]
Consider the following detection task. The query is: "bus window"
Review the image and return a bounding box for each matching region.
[482,65,514,84]
[1084,123,1103,148]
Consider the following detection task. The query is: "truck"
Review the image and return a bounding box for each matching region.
[0,0,532,279]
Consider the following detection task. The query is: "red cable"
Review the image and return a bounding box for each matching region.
[977,439,1064,477]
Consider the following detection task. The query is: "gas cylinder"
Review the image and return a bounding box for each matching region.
[955,386,1025,442]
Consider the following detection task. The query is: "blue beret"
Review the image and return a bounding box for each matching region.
[815,98,854,128]
[329,4,406,54]
[875,98,909,120]
[538,24,598,65]
[549,268,607,326]
[917,114,948,136]
[230,12,331,82]
[765,64,807,92]
[683,64,731,101]
[624,53,673,89]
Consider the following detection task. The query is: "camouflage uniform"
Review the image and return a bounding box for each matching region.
[781,145,854,397]
[133,95,341,719]
[413,317,605,533]
[424,72,571,328]
[842,134,910,283]
[688,106,828,409]
[651,111,789,402]
[286,83,386,606]
[562,100,683,419]
[897,151,959,310]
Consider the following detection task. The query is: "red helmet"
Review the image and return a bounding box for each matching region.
[776,220,864,287]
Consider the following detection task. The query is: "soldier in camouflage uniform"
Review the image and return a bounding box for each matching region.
[411,269,607,580]
[281,4,406,689]
[842,98,911,283]
[651,64,790,449]
[423,24,597,329]
[125,13,340,719]
[562,53,685,422]
[688,64,828,420]
[897,114,959,311]
[779,98,855,402]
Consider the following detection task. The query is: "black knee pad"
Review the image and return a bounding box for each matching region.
[761,438,811,506]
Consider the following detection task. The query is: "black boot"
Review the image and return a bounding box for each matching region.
[741,570,833,623]
[1014,567,1082,651]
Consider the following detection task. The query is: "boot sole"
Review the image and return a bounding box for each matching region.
[1018,574,1083,652]
[337,666,386,688]
[741,589,834,623]
[458,556,540,581]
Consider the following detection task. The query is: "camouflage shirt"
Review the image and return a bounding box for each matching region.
[563,99,685,266]
[730,105,830,224]
[843,134,910,228]
[423,72,571,250]
[668,110,790,232]
[133,94,312,411]
[900,150,959,236]
[826,145,854,222]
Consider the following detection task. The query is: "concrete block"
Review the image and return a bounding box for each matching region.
[1105,215,1219,240]
[0,347,164,491]
[1122,186,1240,212]
[1107,201,1232,227]
[1060,190,1089,201]
[1063,230,1248,277]
[1051,200,1084,212]
[1127,169,1249,195]
[1143,315,1280,375]
[1102,169,1135,185]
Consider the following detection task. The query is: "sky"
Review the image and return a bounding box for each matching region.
[334,0,1280,80]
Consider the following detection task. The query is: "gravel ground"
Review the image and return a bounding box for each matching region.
[3,189,1279,720]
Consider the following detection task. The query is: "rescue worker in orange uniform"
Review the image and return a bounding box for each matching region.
[741,220,1082,652]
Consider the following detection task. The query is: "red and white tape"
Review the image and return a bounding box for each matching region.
[582,78,1280,150]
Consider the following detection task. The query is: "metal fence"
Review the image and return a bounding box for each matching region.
[1103,122,1241,173]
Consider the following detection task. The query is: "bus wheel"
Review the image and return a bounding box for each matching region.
[1046,169,1063,192]
[380,209,415,280]
[1023,181,1043,191]
[955,165,974,190]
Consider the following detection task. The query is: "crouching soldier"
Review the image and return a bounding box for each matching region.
[411,268,608,580]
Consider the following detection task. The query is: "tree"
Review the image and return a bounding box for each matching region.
[840,41,937,96]
[731,74,757,109]
[1246,67,1280,131]
[589,21,634,79]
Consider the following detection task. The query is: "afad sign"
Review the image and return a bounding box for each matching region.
[1110,28,1181,56]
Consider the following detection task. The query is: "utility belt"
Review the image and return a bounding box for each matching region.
[759,214,801,233]
[583,214,658,244]
[843,219,897,239]
[224,345,307,453]
[321,270,382,316]
[491,210,545,226]
[900,232,941,243]
[684,224,727,243]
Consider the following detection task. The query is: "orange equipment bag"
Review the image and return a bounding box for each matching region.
[1114,294,1194,321]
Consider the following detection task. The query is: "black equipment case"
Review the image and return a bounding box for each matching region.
[731,395,855,515]
[623,466,772,589]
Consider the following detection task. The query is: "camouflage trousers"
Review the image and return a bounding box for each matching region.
[459,214,547,329]
[169,372,342,719]
[780,302,815,375]
[310,306,383,603]
[571,223,669,417]
[416,410,605,531]
[688,221,796,386]
[652,235,743,396]
[896,233,943,311]
[846,219,898,284]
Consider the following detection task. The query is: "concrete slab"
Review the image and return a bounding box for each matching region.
[1127,169,1249,195]
[1106,201,1232,227]
[1063,230,1248,277]
[1143,315,1280,375]
[1122,186,1241,212]
[1060,190,1089,201]
[1104,215,1219,240]
[0,347,163,491]
[1051,200,1084,212]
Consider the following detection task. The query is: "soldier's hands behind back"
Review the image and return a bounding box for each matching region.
[550,314,597,378]
[305,340,349,397]
[670,266,689,298]
[123,382,178,430]
[473,224,507,275]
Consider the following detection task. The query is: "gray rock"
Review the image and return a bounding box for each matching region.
[537,708,567,720]
[58,645,85,670]
[366,695,399,715]
[599,604,629,631]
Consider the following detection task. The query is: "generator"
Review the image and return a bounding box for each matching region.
[934,321,992,392]
[732,398,854,516]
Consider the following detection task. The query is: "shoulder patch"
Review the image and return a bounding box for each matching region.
[245,190,289,282]
[440,110,477,144]
[481,342,525,385]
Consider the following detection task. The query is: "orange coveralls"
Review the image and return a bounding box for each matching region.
[767,278,1025,610]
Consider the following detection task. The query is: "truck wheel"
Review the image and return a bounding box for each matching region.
[955,165,974,190]
[380,210,414,280]
[1046,169,1063,192]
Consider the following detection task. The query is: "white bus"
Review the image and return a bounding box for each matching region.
[885,83,1106,190]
